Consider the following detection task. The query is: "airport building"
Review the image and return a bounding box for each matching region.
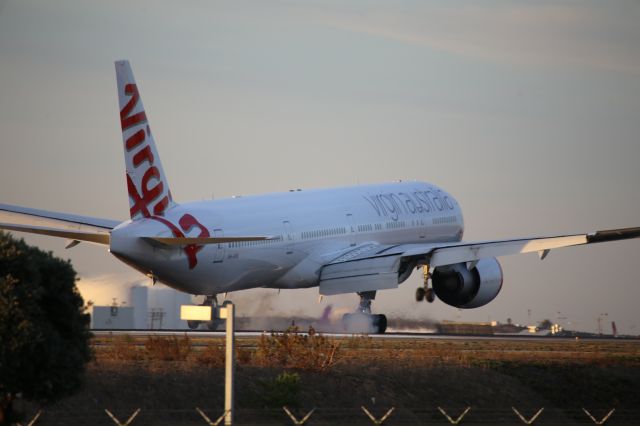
[90,285,191,330]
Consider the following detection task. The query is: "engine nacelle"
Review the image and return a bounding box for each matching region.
[431,258,503,309]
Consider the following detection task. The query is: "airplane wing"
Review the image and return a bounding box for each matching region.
[0,203,119,246]
[402,227,640,267]
[318,227,640,295]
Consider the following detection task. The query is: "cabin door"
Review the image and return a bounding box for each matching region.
[346,213,357,246]
[282,220,294,254]
[212,228,225,263]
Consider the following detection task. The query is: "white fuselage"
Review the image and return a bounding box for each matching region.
[110,181,464,295]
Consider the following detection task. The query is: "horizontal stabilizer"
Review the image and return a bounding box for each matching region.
[0,203,119,230]
[0,223,110,245]
[143,236,275,246]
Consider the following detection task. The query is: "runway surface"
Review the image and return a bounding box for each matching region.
[91,329,633,342]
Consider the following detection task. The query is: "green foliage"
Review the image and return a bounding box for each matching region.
[0,232,91,423]
[257,371,301,408]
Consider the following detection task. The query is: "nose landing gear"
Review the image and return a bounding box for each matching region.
[342,291,387,334]
[415,266,435,303]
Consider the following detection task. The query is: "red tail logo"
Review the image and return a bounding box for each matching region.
[121,84,170,218]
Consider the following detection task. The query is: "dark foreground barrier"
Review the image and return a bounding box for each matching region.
[13,406,640,425]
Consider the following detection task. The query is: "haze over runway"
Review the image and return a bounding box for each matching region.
[1,0,639,333]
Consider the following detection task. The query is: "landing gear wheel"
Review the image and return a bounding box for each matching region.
[373,314,387,334]
[206,320,222,330]
[426,288,435,303]
[192,294,220,331]
[342,313,364,333]
[415,287,425,302]
[342,313,387,334]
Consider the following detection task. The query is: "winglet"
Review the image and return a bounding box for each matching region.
[586,227,640,244]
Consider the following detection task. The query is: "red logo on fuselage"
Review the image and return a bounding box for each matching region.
[150,214,210,270]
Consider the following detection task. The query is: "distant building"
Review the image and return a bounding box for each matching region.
[90,284,191,330]
[91,305,134,329]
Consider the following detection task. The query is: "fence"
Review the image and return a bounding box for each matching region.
[14,406,638,425]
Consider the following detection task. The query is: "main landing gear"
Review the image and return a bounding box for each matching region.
[342,291,387,334]
[187,295,224,330]
[415,266,435,303]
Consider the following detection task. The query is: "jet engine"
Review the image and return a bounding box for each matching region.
[431,258,503,308]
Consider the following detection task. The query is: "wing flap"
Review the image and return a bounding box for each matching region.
[319,273,399,296]
[319,255,401,295]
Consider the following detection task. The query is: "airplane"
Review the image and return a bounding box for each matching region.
[1,60,639,333]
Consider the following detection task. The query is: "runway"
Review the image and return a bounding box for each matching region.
[91,329,633,342]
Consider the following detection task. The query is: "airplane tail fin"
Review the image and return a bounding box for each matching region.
[115,60,176,220]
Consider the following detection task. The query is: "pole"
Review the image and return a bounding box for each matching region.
[180,302,235,425]
[219,302,235,425]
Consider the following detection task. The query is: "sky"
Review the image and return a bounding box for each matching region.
[1,0,639,333]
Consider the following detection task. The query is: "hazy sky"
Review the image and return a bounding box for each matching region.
[1,0,639,333]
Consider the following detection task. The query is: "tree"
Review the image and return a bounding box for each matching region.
[0,232,91,424]
[538,319,553,330]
